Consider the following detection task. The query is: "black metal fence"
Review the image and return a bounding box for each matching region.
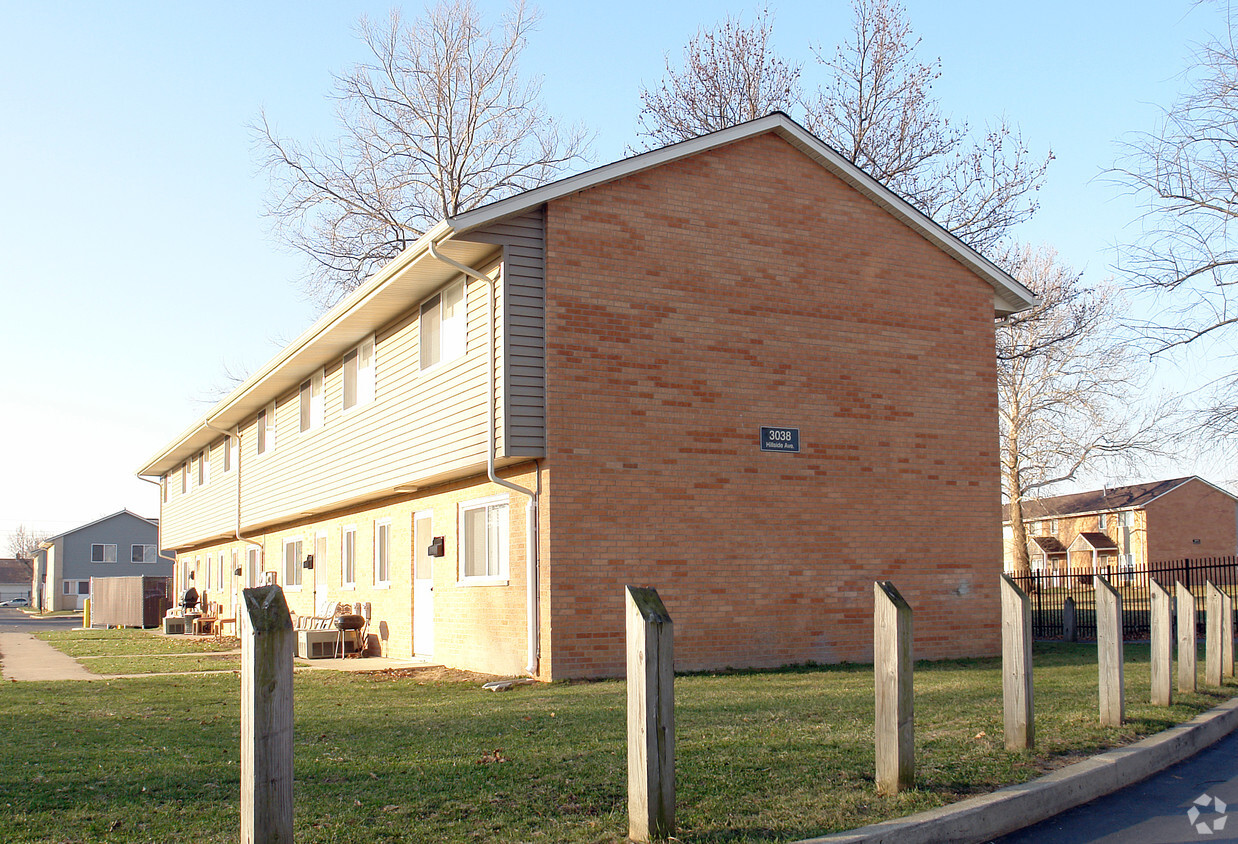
[1007,556,1238,641]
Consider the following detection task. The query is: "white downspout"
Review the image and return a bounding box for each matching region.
[428,239,540,677]
[205,420,264,615]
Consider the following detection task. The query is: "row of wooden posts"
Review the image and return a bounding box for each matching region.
[234,577,1237,844]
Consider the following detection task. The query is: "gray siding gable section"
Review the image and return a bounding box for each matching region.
[458,206,546,457]
[55,511,172,578]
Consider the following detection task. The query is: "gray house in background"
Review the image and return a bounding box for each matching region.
[31,510,173,611]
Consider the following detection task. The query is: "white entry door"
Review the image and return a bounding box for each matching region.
[413,512,434,657]
[314,533,329,614]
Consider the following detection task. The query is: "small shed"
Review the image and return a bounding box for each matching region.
[90,576,172,628]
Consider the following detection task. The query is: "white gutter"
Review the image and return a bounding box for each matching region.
[427,239,541,678]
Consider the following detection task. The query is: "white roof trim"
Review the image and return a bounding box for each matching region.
[450,112,1037,317]
[41,509,158,544]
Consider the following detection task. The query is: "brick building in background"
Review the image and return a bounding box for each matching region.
[138,113,1034,679]
[1003,476,1238,575]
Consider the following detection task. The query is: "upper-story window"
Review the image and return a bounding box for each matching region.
[91,544,117,563]
[1050,518,1059,534]
[223,434,235,473]
[181,463,189,495]
[343,337,376,411]
[198,448,210,487]
[257,403,276,455]
[131,544,156,563]
[1098,512,1108,530]
[420,279,466,370]
[300,369,325,432]
[1119,510,1133,528]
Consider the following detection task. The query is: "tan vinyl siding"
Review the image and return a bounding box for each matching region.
[460,208,546,456]
[161,438,238,549]
[235,259,500,531]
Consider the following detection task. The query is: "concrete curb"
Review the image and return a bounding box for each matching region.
[796,696,1238,844]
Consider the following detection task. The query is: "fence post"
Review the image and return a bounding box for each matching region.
[240,585,294,844]
[1000,574,1034,750]
[1177,580,1197,693]
[1094,575,1124,726]
[1224,590,1235,680]
[1062,596,1077,643]
[1207,581,1225,686]
[1150,579,1173,707]
[874,581,913,794]
[625,586,675,843]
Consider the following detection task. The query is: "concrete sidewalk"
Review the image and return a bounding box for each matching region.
[0,632,95,681]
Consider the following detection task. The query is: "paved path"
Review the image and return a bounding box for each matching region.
[0,632,95,681]
[0,607,81,633]
[993,726,1238,844]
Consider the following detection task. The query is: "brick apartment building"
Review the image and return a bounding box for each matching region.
[138,113,1035,679]
[1003,476,1238,574]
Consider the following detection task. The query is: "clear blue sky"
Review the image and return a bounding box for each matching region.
[0,0,1225,547]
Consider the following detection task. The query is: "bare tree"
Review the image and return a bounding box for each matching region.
[1112,4,1238,440]
[8,525,48,576]
[257,0,590,309]
[998,245,1173,573]
[805,0,1051,254]
[635,7,801,148]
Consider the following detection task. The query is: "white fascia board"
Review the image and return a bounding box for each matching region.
[449,112,1037,316]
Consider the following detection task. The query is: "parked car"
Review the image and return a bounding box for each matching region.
[0,598,30,607]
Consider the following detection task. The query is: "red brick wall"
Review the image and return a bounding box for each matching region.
[1146,479,1238,563]
[541,132,1003,679]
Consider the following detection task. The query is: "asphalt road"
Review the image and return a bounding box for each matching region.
[0,607,82,633]
[993,727,1238,844]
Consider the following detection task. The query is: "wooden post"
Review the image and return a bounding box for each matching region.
[1177,580,1197,693]
[1150,579,1173,707]
[241,585,294,844]
[1094,576,1124,726]
[1062,596,1076,643]
[1224,589,1235,680]
[874,581,913,794]
[1206,580,1224,686]
[1000,575,1033,750]
[626,586,674,843]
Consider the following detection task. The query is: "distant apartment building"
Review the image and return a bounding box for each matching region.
[1003,477,1238,574]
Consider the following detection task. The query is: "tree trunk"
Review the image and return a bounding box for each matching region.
[1008,497,1032,575]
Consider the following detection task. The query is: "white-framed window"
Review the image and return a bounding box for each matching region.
[91,543,117,563]
[182,462,189,495]
[283,537,303,588]
[1050,518,1059,534]
[459,495,509,582]
[231,548,239,581]
[131,544,156,564]
[1098,512,1108,530]
[223,434,235,473]
[343,336,376,411]
[216,553,225,592]
[257,403,276,455]
[300,368,325,432]
[374,520,391,586]
[420,279,466,370]
[342,526,356,588]
[1119,510,1133,528]
[63,580,90,596]
[247,546,262,588]
[198,448,210,487]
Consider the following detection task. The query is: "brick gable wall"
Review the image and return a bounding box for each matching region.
[542,133,1002,678]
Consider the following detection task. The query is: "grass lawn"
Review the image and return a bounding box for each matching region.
[76,654,241,676]
[0,638,1233,843]
[34,629,237,657]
